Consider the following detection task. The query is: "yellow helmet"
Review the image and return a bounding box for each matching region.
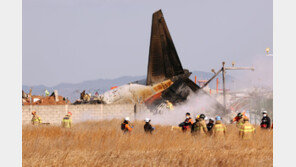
[196,115,200,119]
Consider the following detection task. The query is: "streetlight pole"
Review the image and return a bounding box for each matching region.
[201,62,255,114]
[222,62,226,113]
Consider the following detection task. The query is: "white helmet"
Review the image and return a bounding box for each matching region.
[145,118,150,122]
[262,111,267,114]
[125,117,130,121]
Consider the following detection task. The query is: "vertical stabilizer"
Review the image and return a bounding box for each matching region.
[146,10,184,85]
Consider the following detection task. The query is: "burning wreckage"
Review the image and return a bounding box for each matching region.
[95,10,227,117]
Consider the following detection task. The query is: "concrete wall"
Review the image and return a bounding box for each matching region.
[22,104,137,125]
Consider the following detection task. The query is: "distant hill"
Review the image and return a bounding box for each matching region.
[22,71,237,102]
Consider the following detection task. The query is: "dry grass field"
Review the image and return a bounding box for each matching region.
[23,120,273,167]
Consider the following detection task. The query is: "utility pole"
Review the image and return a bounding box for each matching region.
[222,62,226,113]
[201,62,255,113]
[222,62,254,112]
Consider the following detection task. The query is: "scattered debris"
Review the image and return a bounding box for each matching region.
[73,90,102,104]
[22,90,71,105]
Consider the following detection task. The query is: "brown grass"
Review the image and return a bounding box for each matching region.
[22,120,273,167]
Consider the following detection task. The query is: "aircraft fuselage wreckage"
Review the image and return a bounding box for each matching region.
[99,10,227,116]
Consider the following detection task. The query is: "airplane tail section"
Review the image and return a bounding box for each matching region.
[146,10,184,85]
[145,9,228,117]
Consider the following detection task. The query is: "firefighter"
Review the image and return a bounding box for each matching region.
[207,118,215,135]
[197,114,208,135]
[191,115,200,134]
[191,115,199,133]
[178,112,194,132]
[121,117,133,133]
[62,112,72,128]
[213,116,226,138]
[239,117,255,140]
[166,100,174,110]
[232,112,245,128]
[260,111,271,129]
[144,118,155,134]
[31,111,42,125]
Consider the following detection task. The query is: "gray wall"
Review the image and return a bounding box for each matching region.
[22,104,136,125]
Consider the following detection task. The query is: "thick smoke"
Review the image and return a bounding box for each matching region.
[136,91,227,126]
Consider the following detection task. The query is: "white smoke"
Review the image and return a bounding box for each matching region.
[136,91,227,126]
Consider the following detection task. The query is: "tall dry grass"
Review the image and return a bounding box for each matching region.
[23,120,272,167]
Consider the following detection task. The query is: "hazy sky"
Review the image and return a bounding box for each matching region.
[23,0,273,87]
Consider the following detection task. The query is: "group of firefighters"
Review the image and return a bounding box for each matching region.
[31,111,72,128]
[31,109,272,140]
[120,111,272,140]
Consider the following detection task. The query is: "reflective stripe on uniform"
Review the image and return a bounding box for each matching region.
[32,117,41,123]
[62,117,71,128]
[214,124,225,131]
[243,125,255,132]
[240,125,255,132]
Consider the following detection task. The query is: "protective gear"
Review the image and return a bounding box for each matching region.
[233,112,248,128]
[196,115,200,119]
[237,118,244,128]
[196,118,208,135]
[262,111,267,114]
[179,116,194,132]
[213,120,226,138]
[191,120,199,133]
[237,113,243,118]
[125,117,130,121]
[62,115,72,128]
[31,115,42,125]
[121,120,133,133]
[216,116,221,121]
[68,112,72,116]
[166,101,174,110]
[199,114,205,119]
[145,118,150,122]
[239,120,255,140]
[206,121,214,135]
[121,122,126,130]
[144,121,154,134]
[260,114,271,129]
